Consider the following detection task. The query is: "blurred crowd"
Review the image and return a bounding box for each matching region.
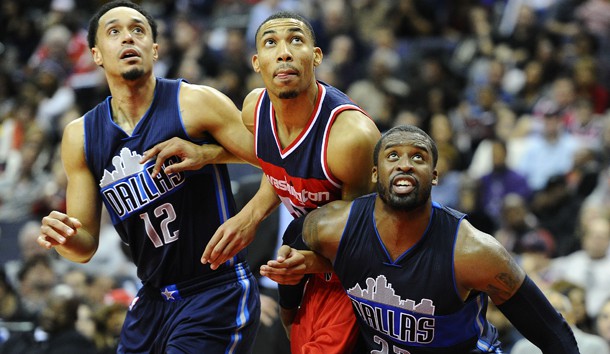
[0,0,609,352]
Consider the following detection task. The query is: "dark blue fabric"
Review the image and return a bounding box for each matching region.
[334,194,502,352]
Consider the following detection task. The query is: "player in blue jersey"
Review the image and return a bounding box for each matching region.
[36,1,260,353]
[263,125,580,353]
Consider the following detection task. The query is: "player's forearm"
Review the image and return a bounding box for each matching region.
[242,179,281,223]
[55,231,98,263]
[202,144,250,165]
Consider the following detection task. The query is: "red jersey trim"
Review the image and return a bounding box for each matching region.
[321,104,366,189]
[276,82,326,157]
[253,89,266,156]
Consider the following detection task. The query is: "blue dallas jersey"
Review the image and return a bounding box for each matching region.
[334,194,502,353]
[83,78,241,288]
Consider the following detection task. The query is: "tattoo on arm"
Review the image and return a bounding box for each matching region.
[485,257,522,302]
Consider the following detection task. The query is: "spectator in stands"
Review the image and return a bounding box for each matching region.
[549,216,610,319]
[4,220,69,288]
[511,60,547,116]
[15,255,57,321]
[477,138,531,223]
[0,290,97,354]
[429,113,463,208]
[567,99,607,151]
[571,57,609,115]
[494,193,548,254]
[0,266,30,330]
[92,302,129,354]
[347,46,409,130]
[530,174,583,256]
[515,108,579,192]
[455,175,496,234]
[516,229,556,289]
[553,280,595,334]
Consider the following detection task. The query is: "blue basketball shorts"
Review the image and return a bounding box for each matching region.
[118,262,261,354]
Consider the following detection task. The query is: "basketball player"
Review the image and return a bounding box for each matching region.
[143,11,381,353]
[263,125,579,353]
[36,1,260,353]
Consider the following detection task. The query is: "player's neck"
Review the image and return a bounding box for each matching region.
[374,198,432,241]
[108,75,156,133]
[272,82,319,136]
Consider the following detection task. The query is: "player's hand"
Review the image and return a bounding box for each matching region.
[260,294,279,327]
[201,213,258,270]
[38,211,82,249]
[260,245,307,285]
[140,137,221,177]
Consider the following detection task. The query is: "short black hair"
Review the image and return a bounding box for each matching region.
[373,125,439,167]
[254,11,316,46]
[87,0,158,49]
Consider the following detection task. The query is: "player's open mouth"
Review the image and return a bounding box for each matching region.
[392,175,415,194]
[120,48,140,60]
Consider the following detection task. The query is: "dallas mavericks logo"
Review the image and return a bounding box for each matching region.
[347,275,436,344]
[100,147,185,220]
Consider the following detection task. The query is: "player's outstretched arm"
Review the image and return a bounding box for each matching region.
[38,118,102,263]
[455,220,579,353]
[141,138,244,177]
[141,83,258,176]
[202,176,280,269]
[183,83,257,164]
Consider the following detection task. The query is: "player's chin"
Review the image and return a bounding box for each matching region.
[278,89,299,99]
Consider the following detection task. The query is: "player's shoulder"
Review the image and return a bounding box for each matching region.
[179,82,232,106]
[63,116,85,139]
[242,88,266,115]
[178,82,240,127]
[305,200,353,244]
[327,110,380,159]
[244,87,265,103]
[308,200,352,227]
[61,116,87,160]
[456,219,502,255]
[332,110,380,140]
[454,218,514,274]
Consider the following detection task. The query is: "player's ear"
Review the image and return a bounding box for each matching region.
[431,169,438,186]
[371,167,378,184]
[152,43,159,61]
[252,54,260,73]
[92,47,103,67]
[313,47,322,67]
